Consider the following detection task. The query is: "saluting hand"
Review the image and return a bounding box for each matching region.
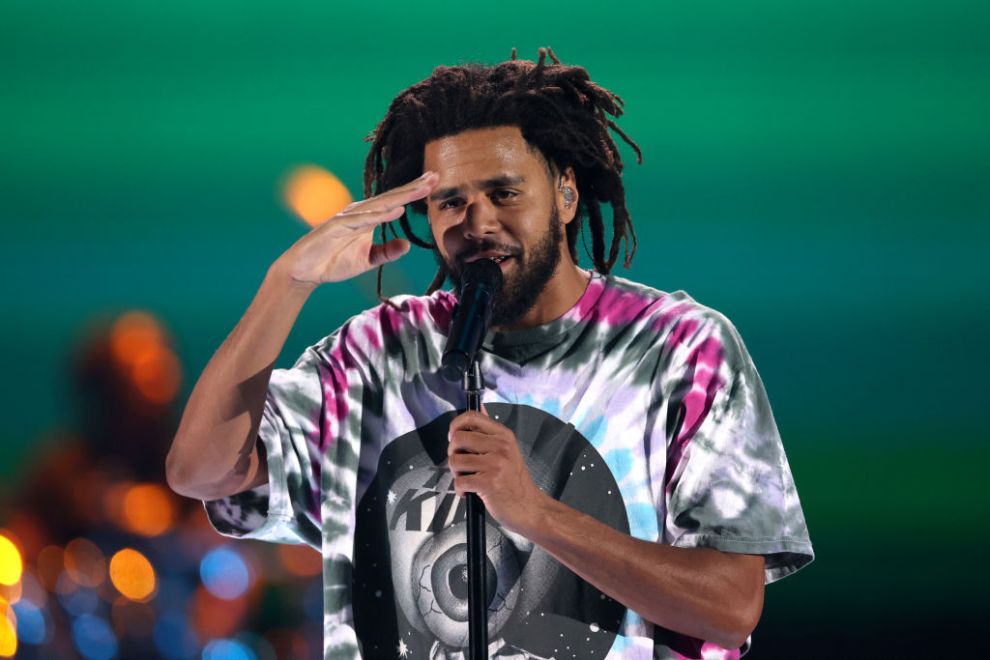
[275,171,439,287]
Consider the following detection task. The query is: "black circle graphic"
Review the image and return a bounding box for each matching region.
[353,403,629,658]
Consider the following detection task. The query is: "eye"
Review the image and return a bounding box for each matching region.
[438,198,464,211]
[490,190,518,203]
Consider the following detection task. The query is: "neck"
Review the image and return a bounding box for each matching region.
[492,258,590,332]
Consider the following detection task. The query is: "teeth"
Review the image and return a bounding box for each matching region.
[493,255,509,263]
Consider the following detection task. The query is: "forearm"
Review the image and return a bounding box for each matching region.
[166,261,315,499]
[524,494,764,649]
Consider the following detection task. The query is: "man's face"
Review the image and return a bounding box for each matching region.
[422,126,571,327]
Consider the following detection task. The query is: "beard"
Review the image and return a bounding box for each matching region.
[436,204,565,327]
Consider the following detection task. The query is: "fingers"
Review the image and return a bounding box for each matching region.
[329,204,406,232]
[448,451,487,475]
[448,410,501,437]
[348,171,439,215]
[321,171,438,234]
[452,473,483,497]
[448,432,493,457]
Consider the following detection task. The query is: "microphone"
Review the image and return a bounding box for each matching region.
[440,258,503,382]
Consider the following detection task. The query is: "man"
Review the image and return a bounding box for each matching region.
[167,49,813,659]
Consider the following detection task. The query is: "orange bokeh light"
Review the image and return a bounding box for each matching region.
[0,597,16,657]
[131,345,182,403]
[63,538,106,588]
[109,311,182,404]
[190,585,249,639]
[121,483,176,537]
[109,549,156,602]
[110,312,164,365]
[277,543,322,578]
[282,164,353,227]
[0,532,23,587]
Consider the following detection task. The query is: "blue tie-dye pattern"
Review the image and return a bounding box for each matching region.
[603,448,634,483]
[626,502,658,539]
[621,609,643,630]
[608,634,631,656]
[577,414,608,449]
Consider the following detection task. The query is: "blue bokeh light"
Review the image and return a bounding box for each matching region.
[56,572,100,617]
[13,600,51,645]
[71,614,118,660]
[153,611,200,659]
[199,546,251,600]
[202,638,257,660]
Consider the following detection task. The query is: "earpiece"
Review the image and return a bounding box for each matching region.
[559,179,576,207]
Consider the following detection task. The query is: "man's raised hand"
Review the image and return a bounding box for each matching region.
[275,171,438,287]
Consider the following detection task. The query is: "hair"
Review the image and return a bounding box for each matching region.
[363,47,642,304]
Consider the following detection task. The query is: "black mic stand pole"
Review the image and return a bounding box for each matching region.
[463,358,488,659]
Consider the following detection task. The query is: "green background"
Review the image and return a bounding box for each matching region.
[2,0,988,655]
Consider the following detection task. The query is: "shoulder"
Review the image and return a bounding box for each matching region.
[595,272,737,339]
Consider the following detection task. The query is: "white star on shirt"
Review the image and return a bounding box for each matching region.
[387,489,397,505]
[397,639,409,658]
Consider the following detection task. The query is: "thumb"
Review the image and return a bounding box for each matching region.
[369,238,411,266]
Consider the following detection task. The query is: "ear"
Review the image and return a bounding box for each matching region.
[555,166,579,225]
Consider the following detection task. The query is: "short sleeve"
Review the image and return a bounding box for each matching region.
[661,309,814,583]
[203,343,339,550]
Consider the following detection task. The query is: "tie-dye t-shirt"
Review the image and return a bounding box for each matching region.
[205,269,814,660]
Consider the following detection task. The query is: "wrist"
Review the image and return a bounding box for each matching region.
[266,259,319,296]
[517,488,566,541]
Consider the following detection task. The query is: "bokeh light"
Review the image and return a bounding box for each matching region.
[199,547,251,600]
[282,164,353,227]
[191,585,249,640]
[0,598,16,657]
[71,613,118,660]
[153,611,200,659]
[0,533,22,587]
[56,572,99,617]
[277,543,322,578]
[13,599,52,645]
[14,571,46,608]
[63,538,107,588]
[109,311,182,404]
[109,548,156,601]
[121,483,176,537]
[203,637,257,660]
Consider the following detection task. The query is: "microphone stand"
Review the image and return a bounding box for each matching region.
[463,359,488,659]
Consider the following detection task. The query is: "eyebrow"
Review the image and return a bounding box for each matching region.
[428,175,527,202]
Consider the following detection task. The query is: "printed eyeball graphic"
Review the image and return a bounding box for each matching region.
[411,520,520,645]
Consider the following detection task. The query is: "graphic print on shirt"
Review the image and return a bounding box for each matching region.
[352,403,630,659]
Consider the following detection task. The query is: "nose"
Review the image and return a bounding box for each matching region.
[461,195,500,240]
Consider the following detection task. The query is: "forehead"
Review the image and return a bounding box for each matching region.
[423,126,549,182]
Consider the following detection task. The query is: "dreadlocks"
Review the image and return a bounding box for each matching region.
[363,47,642,304]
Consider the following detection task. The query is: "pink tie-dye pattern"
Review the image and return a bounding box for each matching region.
[360,321,382,351]
[665,334,726,493]
[573,277,607,317]
[671,642,740,660]
[583,282,661,326]
[428,291,458,334]
[652,303,702,337]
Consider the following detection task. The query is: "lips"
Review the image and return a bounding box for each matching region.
[464,251,513,263]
